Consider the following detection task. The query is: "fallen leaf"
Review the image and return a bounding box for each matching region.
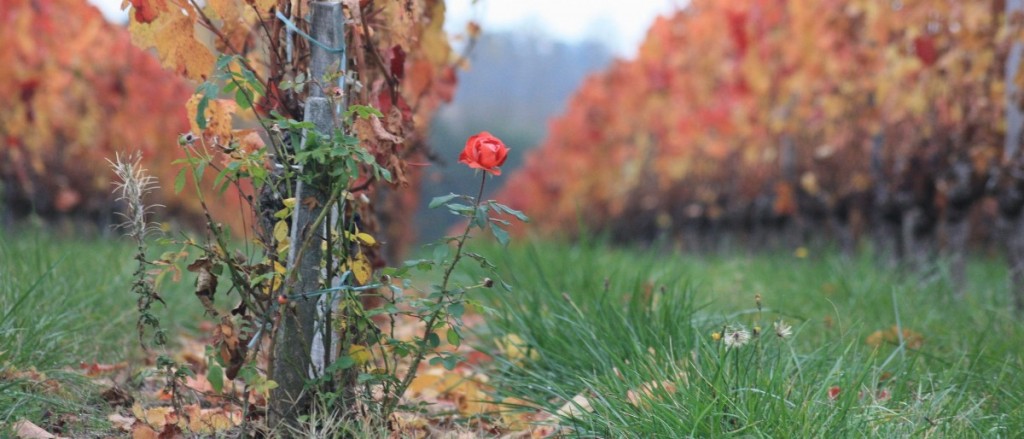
[108,413,137,431]
[79,361,128,377]
[131,423,158,439]
[497,334,538,364]
[12,420,56,439]
[866,325,924,349]
[182,404,241,434]
[131,404,176,429]
[554,393,593,419]
[101,385,135,407]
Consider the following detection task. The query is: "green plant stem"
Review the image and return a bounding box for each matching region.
[386,172,488,414]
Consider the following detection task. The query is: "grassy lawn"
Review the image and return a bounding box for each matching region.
[3,229,1023,436]
[466,239,1024,437]
[0,229,204,435]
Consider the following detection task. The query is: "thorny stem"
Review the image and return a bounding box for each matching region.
[386,172,488,414]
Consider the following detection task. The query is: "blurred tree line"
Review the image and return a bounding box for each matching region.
[417,31,612,241]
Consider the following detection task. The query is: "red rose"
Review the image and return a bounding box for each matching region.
[459,132,509,175]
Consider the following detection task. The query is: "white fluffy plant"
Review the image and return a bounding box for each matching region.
[109,152,167,348]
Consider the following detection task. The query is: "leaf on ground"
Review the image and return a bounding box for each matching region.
[497,334,538,364]
[11,420,58,439]
[182,404,241,434]
[407,368,496,416]
[79,361,128,377]
[101,385,135,407]
[625,379,679,408]
[108,413,137,432]
[132,404,176,429]
[866,325,925,349]
[554,393,593,419]
[130,423,159,439]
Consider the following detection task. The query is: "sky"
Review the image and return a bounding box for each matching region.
[86,0,679,57]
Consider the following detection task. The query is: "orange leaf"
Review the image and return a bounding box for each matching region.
[128,10,215,80]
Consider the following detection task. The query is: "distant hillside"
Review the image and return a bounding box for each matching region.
[418,32,614,242]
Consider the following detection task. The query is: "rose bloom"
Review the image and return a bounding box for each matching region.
[459,131,509,175]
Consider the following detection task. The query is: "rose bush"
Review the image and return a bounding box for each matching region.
[459,131,509,175]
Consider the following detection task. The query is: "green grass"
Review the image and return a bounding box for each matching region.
[4,228,1024,437]
[465,239,1024,437]
[0,229,202,435]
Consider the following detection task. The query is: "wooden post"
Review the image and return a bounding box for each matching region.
[270,1,345,429]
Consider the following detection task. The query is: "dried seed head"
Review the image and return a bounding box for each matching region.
[723,328,751,349]
[109,152,162,241]
[483,278,494,288]
[774,320,793,339]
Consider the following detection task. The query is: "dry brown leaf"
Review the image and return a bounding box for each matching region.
[182,404,241,434]
[101,385,135,407]
[131,403,176,429]
[625,379,680,407]
[554,393,593,419]
[131,423,159,439]
[108,413,137,431]
[866,325,925,349]
[11,420,57,439]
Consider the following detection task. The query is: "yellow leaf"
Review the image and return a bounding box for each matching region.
[349,345,371,365]
[131,403,175,429]
[498,334,538,363]
[282,197,297,208]
[355,232,376,246]
[350,253,372,285]
[273,220,289,242]
[128,12,215,81]
[250,0,276,14]
[185,95,238,140]
[273,261,286,274]
[207,0,241,23]
[182,404,241,434]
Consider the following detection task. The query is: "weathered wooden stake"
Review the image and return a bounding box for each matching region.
[270,1,346,430]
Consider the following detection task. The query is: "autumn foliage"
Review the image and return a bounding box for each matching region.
[499,0,1016,249]
[0,0,217,224]
[2,0,456,259]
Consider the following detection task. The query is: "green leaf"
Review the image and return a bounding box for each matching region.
[216,54,234,71]
[194,82,218,130]
[426,332,441,348]
[235,88,252,110]
[446,328,461,347]
[207,363,224,394]
[489,201,530,222]
[449,302,465,319]
[174,167,187,194]
[473,206,489,229]
[429,193,460,209]
[330,356,356,371]
[490,223,510,247]
[195,161,207,180]
[432,243,451,265]
[443,355,459,370]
